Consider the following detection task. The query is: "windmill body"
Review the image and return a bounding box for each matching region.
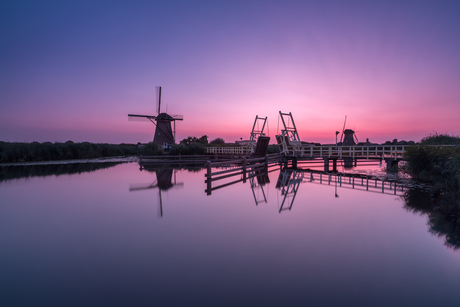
[153,113,176,148]
[128,86,183,149]
[342,129,357,145]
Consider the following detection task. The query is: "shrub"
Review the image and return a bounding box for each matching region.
[421,133,460,145]
[170,143,206,155]
[141,142,162,156]
[209,138,225,145]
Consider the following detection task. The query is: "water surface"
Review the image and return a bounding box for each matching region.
[1,162,459,306]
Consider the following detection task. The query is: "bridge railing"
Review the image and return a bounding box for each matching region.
[206,147,248,155]
[294,145,409,159]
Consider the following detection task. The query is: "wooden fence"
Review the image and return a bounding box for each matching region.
[205,154,280,195]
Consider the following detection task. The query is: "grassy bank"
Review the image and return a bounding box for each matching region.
[0,141,258,164]
[404,134,460,230]
[0,141,154,163]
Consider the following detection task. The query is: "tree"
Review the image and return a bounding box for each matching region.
[209,137,225,145]
[180,135,208,145]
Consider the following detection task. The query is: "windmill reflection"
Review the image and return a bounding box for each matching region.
[129,167,183,217]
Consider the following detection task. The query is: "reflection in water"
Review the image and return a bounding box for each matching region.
[129,167,183,217]
[3,162,460,306]
[0,162,122,182]
[275,166,406,213]
[276,169,303,212]
[129,162,460,250]
[403,188,460,250]
[249,169,270,205]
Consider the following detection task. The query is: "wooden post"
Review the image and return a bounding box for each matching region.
[206,161,212,195]
[292,157,298,169]
[242,158,247,183]
[324,158,329,172]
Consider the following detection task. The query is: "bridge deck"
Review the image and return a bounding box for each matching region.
[278,145,408,160]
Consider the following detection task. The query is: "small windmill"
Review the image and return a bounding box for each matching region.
[128,86,183,149]
[338,115,359,146]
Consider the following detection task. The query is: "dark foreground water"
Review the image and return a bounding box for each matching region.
[1,162,460,306]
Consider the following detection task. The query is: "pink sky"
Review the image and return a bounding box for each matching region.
[1,1,459,144]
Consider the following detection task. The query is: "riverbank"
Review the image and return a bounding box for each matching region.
[0,141,280,164]
[0,141,167,164]
[403,134,460,233]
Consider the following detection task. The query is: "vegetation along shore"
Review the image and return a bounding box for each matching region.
[403,133,460,244]
[0,136,280,164]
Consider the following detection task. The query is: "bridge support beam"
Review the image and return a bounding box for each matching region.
[324,158,338,172]
[343,157,354,169]
[385,159,399,173]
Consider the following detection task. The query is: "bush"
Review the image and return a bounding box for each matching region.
[421,133,460,145]
[404,142,460,229]
[266,144,280,154]
[0,141,145,163]
[169,143,206,155]
[141,142,162,156]
[209,138,225,145]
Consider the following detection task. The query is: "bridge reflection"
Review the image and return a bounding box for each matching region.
[128,164,459,250]
[276,167,406,213]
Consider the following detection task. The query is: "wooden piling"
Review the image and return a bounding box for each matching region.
[206,160,212,195]
[242,157,247,183]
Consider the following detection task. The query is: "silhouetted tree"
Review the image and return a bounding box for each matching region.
[209,138,225,145]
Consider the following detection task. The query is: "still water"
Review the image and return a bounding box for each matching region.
[1,161,460,306]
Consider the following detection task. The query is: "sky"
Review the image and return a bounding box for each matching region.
[1,0,459,144]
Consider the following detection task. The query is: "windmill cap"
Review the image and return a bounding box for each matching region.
[156,113,174,120]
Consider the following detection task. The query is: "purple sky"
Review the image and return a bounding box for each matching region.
[1,0,459,144]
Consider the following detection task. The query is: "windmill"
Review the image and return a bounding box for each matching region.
[338,116,359,146]
[128,86,183,149]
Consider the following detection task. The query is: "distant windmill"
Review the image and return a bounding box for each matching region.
[339,116,359,145]
[128,86,183,149]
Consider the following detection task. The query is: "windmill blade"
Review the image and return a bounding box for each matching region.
[155,86,161,115]
[158,190,163,217]
[169,114,184,120]
[171,183,184,189]
[340,115,347,143]
[129,181,158,191]
[128,114,157,122]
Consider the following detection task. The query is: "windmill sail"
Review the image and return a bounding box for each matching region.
[156,86,162,115]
